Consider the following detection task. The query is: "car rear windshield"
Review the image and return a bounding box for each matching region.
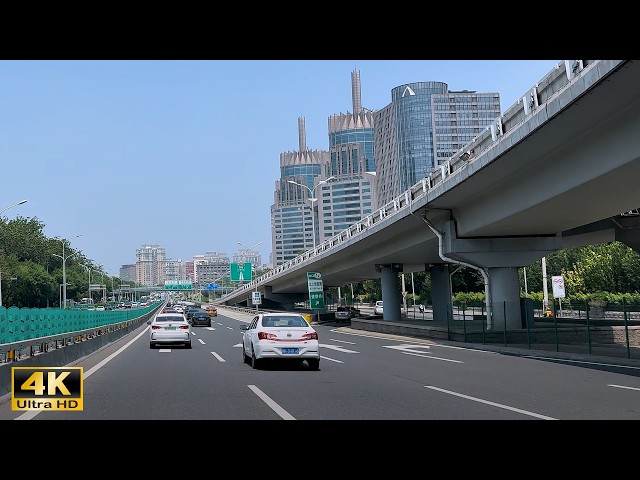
[262,316,307,327]
[156,315,184,322]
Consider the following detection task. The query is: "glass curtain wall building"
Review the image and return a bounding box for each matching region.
[271,117,330,266]
[374,82,501,205]
[270,73,500,266]
[320,70,377,240]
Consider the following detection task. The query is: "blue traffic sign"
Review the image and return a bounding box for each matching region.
[206,283,219,290]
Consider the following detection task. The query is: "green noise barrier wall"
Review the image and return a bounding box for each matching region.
[0,303,160,345]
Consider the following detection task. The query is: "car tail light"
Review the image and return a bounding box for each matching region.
[151,325,161,330]
[302,332,318,340]
[179,325,189,330]
[258,331,277,340]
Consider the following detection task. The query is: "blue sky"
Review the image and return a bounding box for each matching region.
[0,59,560,276]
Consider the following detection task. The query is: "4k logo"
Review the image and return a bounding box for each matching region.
[12,367,83,411]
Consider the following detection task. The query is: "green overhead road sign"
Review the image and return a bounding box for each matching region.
[164,281,193,290]
[230,262,252,282]
[307,272,324,309]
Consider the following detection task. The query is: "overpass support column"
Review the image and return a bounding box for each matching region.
[486,267,521,331]
[376,264,402,321]
[441,220,562,331]
[429,264,452,323]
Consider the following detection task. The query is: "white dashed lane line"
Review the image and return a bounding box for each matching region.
[425,385,557,420]
[211,352,225,362]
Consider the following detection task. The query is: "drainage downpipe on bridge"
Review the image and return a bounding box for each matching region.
[419,214,493,330]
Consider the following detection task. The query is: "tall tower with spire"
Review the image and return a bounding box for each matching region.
[319,70,377,240]
[270,117,330,266]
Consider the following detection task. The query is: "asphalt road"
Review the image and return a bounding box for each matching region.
[1,308,639,420]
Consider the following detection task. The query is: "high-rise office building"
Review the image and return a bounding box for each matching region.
[271,117,330,266]
[374,82,501,205]
[270,73,500,266]
[164,259,186,282]
[320,70,376,238]
[233,248,261,267]
[195,252,230,285]
[135,244,166,286]
[185,260,194,282]
[192,255,206,283]
[119,264,136,283]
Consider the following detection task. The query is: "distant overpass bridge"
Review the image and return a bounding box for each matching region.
[220,60,640,330]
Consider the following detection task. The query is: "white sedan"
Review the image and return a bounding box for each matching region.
[374,300,383,315]
[239,312,320,370]
[148,312,192,349]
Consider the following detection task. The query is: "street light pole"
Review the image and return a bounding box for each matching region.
[0,200,27,307]
[85,266,91,303]
[0,199,27,217]
[110,273,115,303]
[237,241,263,252]
[287,176,335,250]
[0,265,3,308]
[542,256,549,311]
[52,234,81,309]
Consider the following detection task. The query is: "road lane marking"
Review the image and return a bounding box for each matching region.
[211,352,225,362]
[319,344,359,353]
[384,344,431,352]
[524,355,640,370]
[608,384,640,391]
[424,386,557,420]
[198,339,206,344]
[15,324,151,421]
[320,356,344,363]
[328,338,356,344]
[226,326,234,330]
[402,351,463,362]
[248,385,296,420]
[384,344,463,362]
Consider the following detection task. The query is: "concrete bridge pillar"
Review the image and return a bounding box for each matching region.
[486,267,522,330]
[376,264,402,321]
[441,220,562,331]
[429,264,452,323]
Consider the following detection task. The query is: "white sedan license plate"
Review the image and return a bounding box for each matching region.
[165,326,176,330]
[282,348,299,355]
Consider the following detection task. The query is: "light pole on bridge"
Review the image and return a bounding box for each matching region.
[287,177,335,250]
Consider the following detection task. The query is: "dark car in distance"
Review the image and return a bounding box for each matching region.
[334,305,360,322]
[189,309,212,327]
